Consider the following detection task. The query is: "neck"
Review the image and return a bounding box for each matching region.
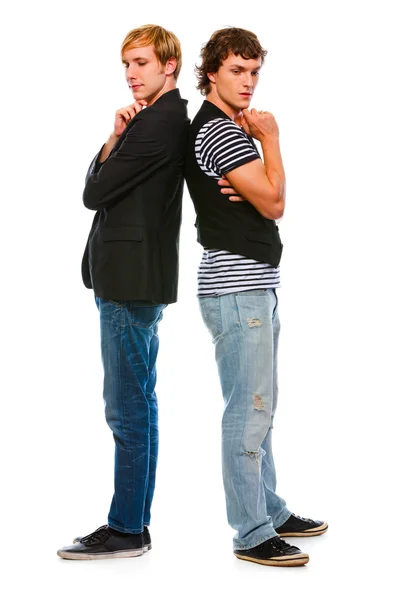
[206,89,241,121]
[147,78,177,106]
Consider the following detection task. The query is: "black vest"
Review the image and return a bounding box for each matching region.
[185,101,283,267]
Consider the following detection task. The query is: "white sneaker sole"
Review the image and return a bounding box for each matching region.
[234,552,309,567]
[278,522,328,537]
[57,548,144,560]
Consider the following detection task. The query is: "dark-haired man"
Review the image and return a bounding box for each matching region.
[57,25,189,560]
[185,27,327,567]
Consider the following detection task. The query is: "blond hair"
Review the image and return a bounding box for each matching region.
[121,24,182,79]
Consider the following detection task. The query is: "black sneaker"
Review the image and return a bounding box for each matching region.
[275,513,328,537]
[234,536,309,567]
[57,525,145,560]
[72,525,152,551]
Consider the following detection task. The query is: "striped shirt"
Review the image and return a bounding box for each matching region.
[195,117,280,297]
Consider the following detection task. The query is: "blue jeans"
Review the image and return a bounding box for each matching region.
[95,297,166,534]
[199,289,291,550]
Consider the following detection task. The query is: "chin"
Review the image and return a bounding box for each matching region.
[230,101,250,114]
[239,98,251,109]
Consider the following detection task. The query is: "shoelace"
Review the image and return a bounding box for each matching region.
[292,514,313,524]
[270,537,292,551]
[80,525,110,546]
[257,536,296,556]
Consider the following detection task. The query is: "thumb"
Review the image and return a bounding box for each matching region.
[241,109,253,126]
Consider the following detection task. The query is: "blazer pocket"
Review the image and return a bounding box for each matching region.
[103,226,143,242]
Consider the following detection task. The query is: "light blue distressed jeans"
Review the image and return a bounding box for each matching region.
[199,289,291,550]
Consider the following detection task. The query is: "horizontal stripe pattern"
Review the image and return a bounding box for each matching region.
[197,249,280,297]
[195,117,258,177]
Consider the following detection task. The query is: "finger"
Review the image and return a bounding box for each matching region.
[229,196,246,202]
[131,101,147,114]
[217,177,230,186]
[220,187,237,194]
[117,110,131,123]
[133,102,145,113]
[242,109,254,124]
[117,106,131,117]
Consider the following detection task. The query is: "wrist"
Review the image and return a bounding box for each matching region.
[261,135,280,153]
[109,132,119,144]
[261,133,280,144]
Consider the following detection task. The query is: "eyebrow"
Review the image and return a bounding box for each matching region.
[122,57,148,63]
[230,64,261,70]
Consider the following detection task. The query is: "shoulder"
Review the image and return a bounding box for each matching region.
[125,110,169,140]
[197,117,242,138]
[196,117,255,159]
[196,117,251,148]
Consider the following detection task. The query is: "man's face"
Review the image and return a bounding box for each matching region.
[209,53,262,111]
[122,44,167,103]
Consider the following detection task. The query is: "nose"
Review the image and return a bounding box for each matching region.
[242,72,253,89]
[126,63,138,80]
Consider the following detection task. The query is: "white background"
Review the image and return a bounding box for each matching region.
[1,0,399,597]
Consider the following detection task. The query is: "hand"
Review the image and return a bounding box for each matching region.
[113,100,147,136]
[218,177,246,202]
[241,108,279,142]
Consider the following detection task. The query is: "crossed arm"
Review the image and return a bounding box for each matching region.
[218,109,286,221]
[83,116,169,211]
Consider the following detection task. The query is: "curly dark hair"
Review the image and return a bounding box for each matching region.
[195,27,267,96]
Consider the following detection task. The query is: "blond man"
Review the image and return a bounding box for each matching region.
[57,25,189,560]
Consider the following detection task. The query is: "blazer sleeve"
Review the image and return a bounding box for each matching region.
[82,115,170,211]
[84,147,105,185]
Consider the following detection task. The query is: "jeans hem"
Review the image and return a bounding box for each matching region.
[233,531,277,551]
[274,508,292,529]
[108,521,144,534]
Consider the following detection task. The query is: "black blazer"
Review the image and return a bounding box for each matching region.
[82,89,190,304]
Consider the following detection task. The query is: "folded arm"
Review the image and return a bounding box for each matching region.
[221,109,286,220]
[224,146,285,220]
[83,116,168,211]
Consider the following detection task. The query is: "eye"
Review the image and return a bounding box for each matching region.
[252,71,260,76]
[123,62,129,69]
[232,70,240,74]
[138,62,147,67]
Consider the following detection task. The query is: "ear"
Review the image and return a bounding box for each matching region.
[164,57,177,76]
[207,72,216,85]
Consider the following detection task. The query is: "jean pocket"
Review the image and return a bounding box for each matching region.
[129,304,165,329]
[199,298,223,342]
[272,289,279,318]
[108,299,124,308]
